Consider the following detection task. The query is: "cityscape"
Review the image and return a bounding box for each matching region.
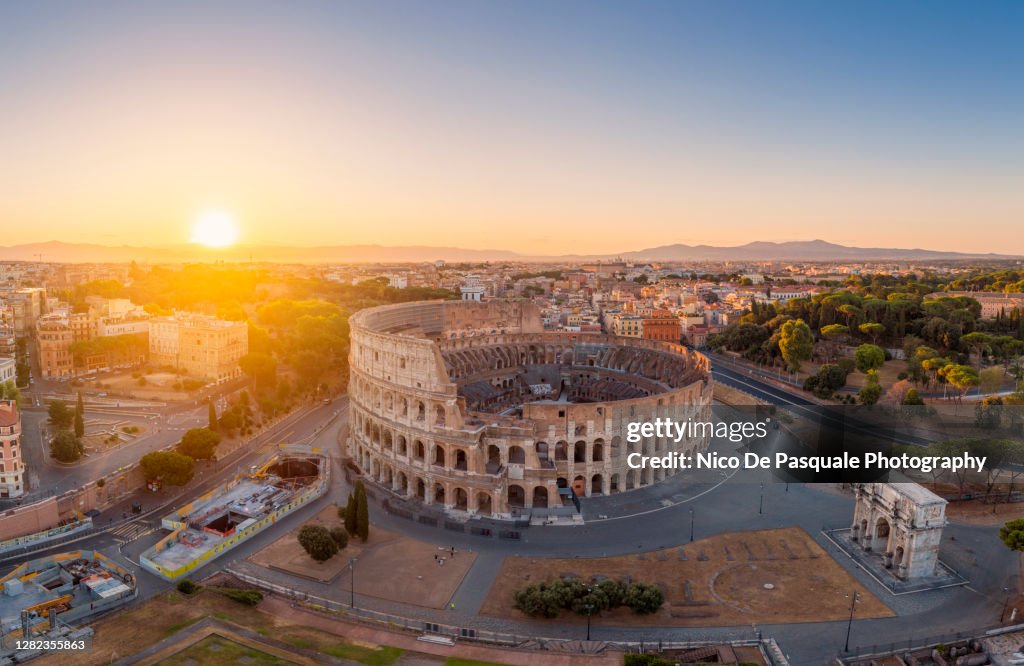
[2,2,1024,666]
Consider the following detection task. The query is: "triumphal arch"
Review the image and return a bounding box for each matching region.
[850,483,947,580]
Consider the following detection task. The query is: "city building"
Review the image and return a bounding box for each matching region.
[932,291,1024,319]
[36,311,95,380]
[148,313,248,382]
[0,358,15,385]
[460,275,486,302]
[0,400,25,498]
[641,311,682,342]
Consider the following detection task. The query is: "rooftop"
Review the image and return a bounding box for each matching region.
[0,400,18,428]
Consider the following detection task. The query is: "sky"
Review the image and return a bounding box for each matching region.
[1,1,1022,255]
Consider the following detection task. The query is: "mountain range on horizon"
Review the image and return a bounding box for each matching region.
[0,239,1019,265]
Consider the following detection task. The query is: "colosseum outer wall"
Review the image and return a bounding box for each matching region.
[348,300,713,520]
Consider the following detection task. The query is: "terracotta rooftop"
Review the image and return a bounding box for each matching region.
[0,400,18,427]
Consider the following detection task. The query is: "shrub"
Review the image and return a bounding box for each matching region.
[625,582,664,614]
[513,578,663,618]
[298,524,338,562]
[176,579,198,595]
[220,588,263,606]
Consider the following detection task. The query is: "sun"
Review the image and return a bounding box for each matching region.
[191,210,240,248]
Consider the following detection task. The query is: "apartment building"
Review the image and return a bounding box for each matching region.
[149,314,247,382]
[0,400,24,498]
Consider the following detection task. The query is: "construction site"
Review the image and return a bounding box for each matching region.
[140,448,329,581]
[0,550,135,658]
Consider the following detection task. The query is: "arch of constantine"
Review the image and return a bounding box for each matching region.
[850,482,947,580]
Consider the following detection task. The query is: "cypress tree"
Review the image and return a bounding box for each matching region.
[344,491,357,534]
[356,480,369,541]
[74,392,85,439]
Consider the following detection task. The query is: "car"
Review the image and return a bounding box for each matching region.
[322,398,330,404]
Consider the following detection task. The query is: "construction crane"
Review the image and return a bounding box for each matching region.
[16,595,73,639]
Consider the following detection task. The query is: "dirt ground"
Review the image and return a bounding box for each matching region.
[249,505,353,582]
[480,527,892,627]
[946,497,1024,526]
[249,513,475,609]
[87,370,195,402]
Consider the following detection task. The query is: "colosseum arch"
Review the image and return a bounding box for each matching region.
[348,300,711,520]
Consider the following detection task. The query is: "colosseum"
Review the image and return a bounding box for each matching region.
[347,300,713,520]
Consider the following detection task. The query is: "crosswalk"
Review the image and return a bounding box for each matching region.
[110,521,157,545]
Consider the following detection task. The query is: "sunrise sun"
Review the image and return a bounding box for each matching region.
[191,210,240,248]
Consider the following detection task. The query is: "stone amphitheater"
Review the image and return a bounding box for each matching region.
[347,300,713,520]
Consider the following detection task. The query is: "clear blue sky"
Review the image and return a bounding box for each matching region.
[1,1,1021,253]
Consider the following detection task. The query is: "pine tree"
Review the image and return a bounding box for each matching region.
[74,392,85,439]
[208,399,218,432]
[356,480,369,542]
[344,491,357,534]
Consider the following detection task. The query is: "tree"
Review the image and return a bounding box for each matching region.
[0,380,20,403]
[859,370,882,406]
[329,526,349,549]
[355,480,369,541]
[343,492,357,534]
[178,427,221,460]
[943,364,980,400]
[297,524,338,562]
[903,388,925,406]
[239,352,278,392]
[819,324,849,363]
[140,450,195,486]
[859,322,885,344]
[854,344,886,374]
[778,319,813,373]
[961,332,993,366]
[208,399,218,431]
[74,392,85,439]
[48,400,73,430]
[1000,518,1024,552]
[975,397,1004,430]
[979,366,1005,395]
[50,430,82,463]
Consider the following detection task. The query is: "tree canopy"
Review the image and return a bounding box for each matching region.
[178,427,221,460]
[140,450,195,486]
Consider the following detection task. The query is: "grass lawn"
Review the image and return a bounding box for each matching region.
[322,643,404,665]
[444,659,511,666]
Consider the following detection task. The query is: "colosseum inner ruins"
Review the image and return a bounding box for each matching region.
[348,300,713,520]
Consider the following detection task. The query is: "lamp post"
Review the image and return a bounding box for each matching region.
[844,590,860,652]
[349,557,358,609]
[759,482,764,515]
[585,603,593,641]
[689,507,695,543]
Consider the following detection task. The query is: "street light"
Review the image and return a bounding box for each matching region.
[585,603,593,641]
[689,507,695,543]
[759,482,764,515]
[349,557,358,609]
[844,590,860,652]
